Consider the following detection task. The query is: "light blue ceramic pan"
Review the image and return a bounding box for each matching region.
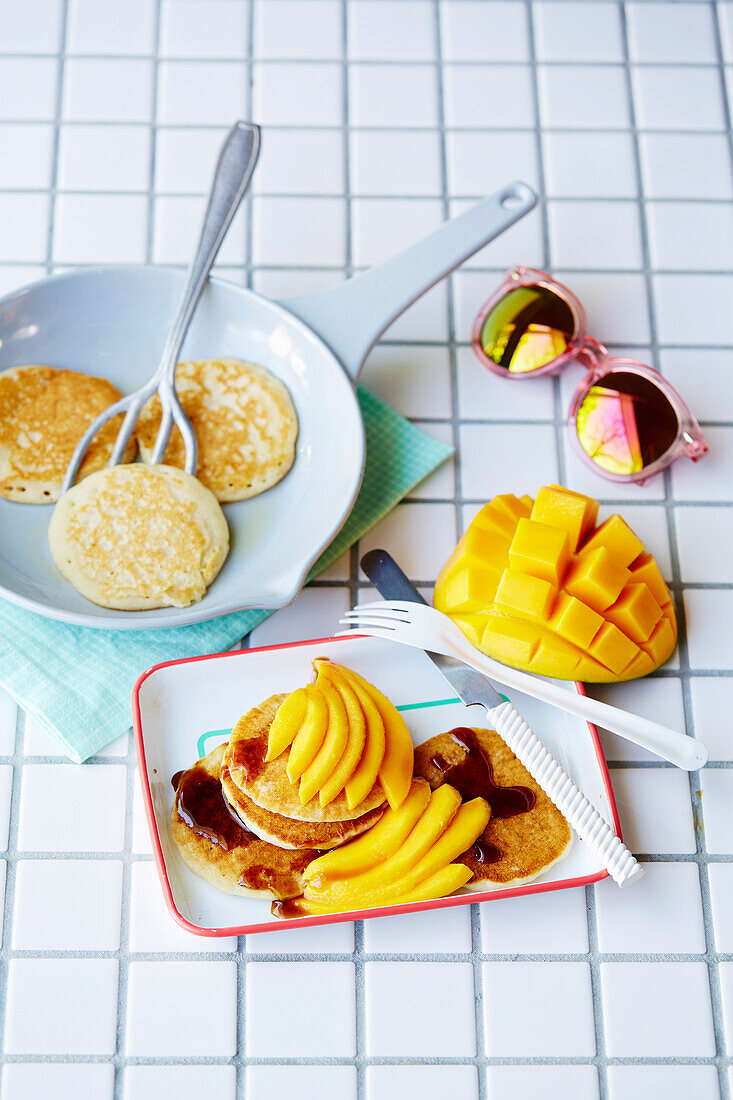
[0,182,536,629]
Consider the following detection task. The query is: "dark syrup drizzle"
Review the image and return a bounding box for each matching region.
[173,767,255,852]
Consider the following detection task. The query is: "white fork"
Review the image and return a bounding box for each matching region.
[338,600,707,772]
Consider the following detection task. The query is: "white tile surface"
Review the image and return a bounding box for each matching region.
[589,675,685,763]
[0,124,54,189]
[595,862,706,954]
[13,859,123,950]
[488,1065,600,1100]
[348,63,438,127]
[248,1066,357,1100]
[459,422,559,500]
[348,0,435,61]
[252,61,342,126]
[457,346,555,421]
[689,678,733,761]
[631,66,725,131]
[358,502,457,580]
[656,276,733,347]
[249,584,349,648]
[659,348,733,423]
[0,194,49,262]
[549,201,643,270]
[538,65,630,128]
[2,0,63,53]
[126,961,237,1056]
[534,1,623,62]
[361,344,451,419]
[5,958,119,1055]
[17,764,126,852]
[626,3,716,64]
[67,0,156,54]
[246,962,355,1057]
[0,58,58,120]
[700,769,733,854]
[447,130,539,198]
[54,194,148,264]
[609,768,696,854]
[64,59,154,122]
[552,271,651,345]
[255,0,342,59]
[155,126,228,193]
[124,1066,236,1100]
[367,1065,478,1100]
[253,196,345,266]
[640,134,733,200]
[161,0,248,58]
[684,590,733,669]
[255,127,344,194]
[601,961,715,1057]
[607,1065,720,1100]
[647,203,733,272]
[350,130,442,196]
[351,197,443,268]
[58,124,151,192]
[441,1,528,63]
[153,195,246,264]
[481,886,589,954]
[676,507,733,582]
[365,961,476,1057]
[444,64,535,128]
[484,962,595,1056]
[363,903,472,954]
[245,917,354,954]
[157,61,248,125]
[0,692,16,756]
[543,131,637,199]
[708,864,733,951]
[4,1064,115,1100]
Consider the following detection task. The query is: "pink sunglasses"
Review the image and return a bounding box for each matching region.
[472,266,708,485]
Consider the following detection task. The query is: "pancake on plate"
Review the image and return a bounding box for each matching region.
[172,744,314,900]
[224,694,387,823]
[48,463,229,610]
[136,357,298,501]
[0,364,135,503]
[414,728,571,889]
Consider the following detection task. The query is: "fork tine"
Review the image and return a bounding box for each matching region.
[108,393,147,468]
[342,607,410,621]
[61,393,133,494]
[335,626,396,640]
[338,616,398,631]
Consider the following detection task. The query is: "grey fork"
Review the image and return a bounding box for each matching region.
[61,120,261,495]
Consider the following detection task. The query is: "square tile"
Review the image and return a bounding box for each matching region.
[553,272,650,345]
[451,198,544,270]
[361,344,451,419]
[126,961,237,1056]
[549,201,643,270]
[543,132,637,199]
[153,195,246,265]
[249,585,349,647]
[601,961,714,1056]
[684,590,733,669]
[534,1,622,62]
[0,194,49,262]
[13,859,123,950]
[0,124,54,189]
[351,197,443,268]
[158,61,248,125]
[246,962,355,1056]
[358,502,457,580]
[607,1065,720,1100]
[673,428,733,500]
[647,203,733,271]
[252,61,342,126]
[350,130,441,196]
[609,768,696,854]
[441,1,528,62]
[253,196,345,266]
[54,194,148,264]
[627,3,716,64]
[708,864,733,951]
[67,0,156,53]
[2,0,63,52]
[363,903,472,953]
[161,0,248,58]
[58,125,151,192]
[447,130,539,198]
[639,134,733,200]
[443,64,535,128]
[4,1065,114,1100]
[676,507,733,583]
[596,861,705,953]
[365,961,476,1056]
[251,267,342,300]
[383,280,448,342]
[155,127,227,193]
[124,1066,236,1100]
[18,763,126,851]
[247,1067,355,1100]
[457,346,555,422]
[690,679,733,762]
[0,59,58,120]
[538,65,630,128]
[659,348,733,423]
[700,769,733,853]
[591,676,686,763]
[254,128,344,194]
[245,917,354,953]
[459,423,558,501]
[255,0,342,59]
[5,958,119,1055]
[367,1065,478,1100]
[348,63,438,127]
[488,1066,600,1100]
[130,860,237,952]
[484,961,595,1056]
[631,66,725,131]
[0,690,16,755]
[63,59,154,122]
[481,886,589,954]
[348,0,435,60]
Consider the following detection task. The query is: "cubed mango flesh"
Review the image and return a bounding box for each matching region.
[433,484,677,682]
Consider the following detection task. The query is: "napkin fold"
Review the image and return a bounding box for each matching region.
[0,388,452,761]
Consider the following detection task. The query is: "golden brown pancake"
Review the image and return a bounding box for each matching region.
[171,745,314,900]
[221,759,385,850]
[414,729,571,889]
[0,365,135,503]
[136,357,298,501]
[225,695,387,823]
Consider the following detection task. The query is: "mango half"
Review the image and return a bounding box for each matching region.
[434,484,677,682]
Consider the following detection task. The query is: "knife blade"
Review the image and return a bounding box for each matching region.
[360,548,505,714]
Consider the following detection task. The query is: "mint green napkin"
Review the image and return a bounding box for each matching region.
[0,389,452,762]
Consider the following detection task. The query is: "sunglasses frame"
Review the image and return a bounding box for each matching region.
[471,266,708,484]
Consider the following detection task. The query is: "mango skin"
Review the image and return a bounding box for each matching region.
[434,485,677,683]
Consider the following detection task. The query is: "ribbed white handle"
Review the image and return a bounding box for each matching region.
[489,700,644,887]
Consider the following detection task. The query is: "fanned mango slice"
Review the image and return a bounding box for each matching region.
[298,680,348,805]
[316,664,367,807]
[266,687,308,762]
[340,665,414,811]
[283,783,488,917]
[434,484,677,682]
[286,685,328,784]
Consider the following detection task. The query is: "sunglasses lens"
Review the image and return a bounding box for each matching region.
[576,372,679,476]
[478,285,575,374]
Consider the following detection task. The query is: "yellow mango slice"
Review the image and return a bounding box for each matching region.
[342,674,386,811]
[298,680,348,805]
[434,486,677,682]
[278,863,473,918]
[316,664,366,807]
[286,685,328,784]
[338,665,414,811]
[303,778,431,886]
[266,687,308,761]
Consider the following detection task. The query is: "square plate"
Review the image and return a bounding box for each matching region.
[133,634,621,937]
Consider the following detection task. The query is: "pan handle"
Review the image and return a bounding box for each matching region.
[279,181,537,382]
